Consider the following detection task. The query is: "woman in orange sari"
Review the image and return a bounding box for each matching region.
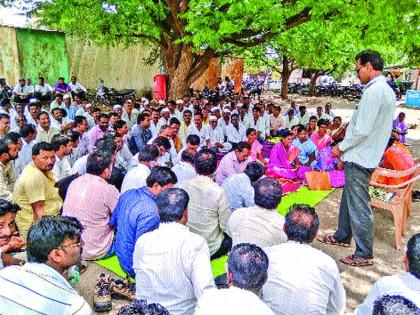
[374,130,414,185]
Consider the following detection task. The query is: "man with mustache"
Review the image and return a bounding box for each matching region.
[13,142,62,238]
[0,199,26,269]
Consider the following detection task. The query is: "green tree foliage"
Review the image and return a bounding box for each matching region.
[242,0,418,97]
[3,0,418,98]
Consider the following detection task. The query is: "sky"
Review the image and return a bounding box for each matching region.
[0,5,31,27]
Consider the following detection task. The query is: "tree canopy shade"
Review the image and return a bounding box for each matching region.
[6,0,418,98]
[242,0,419,98]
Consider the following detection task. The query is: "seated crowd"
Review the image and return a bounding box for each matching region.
[0,76,417,314]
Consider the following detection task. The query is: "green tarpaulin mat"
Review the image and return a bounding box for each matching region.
[95,186,333,278]
[277,186,334,216]
[95,254,229,280]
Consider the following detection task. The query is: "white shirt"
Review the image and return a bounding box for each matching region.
[69,81,87,93]
[228,205,287,248]
[179,176,231,255]
[34,83,53,95]
[209,125,225,146]
[283,116,300,129]
[298,112,311,126]
[150,121,159,138]
[0,263,92,315]
[246,117,267,138]
[71,154,88,175]
[14,138,36,177]
[134,222,215,315]
[194,286,274,315]
[226,124,246,143]
[52,155,71,181]
[172,161,197,185]
[51,117,72,130]
[157,117,170,130]
[13,84,32,95]
[120,163,150,194]
[218,119,230,136]
[315,112,333,123]
[187,124,210,147]
[262,241,346,315]
[355,272,420,315]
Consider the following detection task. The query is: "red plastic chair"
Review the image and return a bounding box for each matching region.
[370,158,420,249]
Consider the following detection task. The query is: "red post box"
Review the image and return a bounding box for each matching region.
[153,74,167,101]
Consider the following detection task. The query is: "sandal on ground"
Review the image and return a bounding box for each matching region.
[78,260,88,275]
[339,255,373,267]
[317,235,350,247]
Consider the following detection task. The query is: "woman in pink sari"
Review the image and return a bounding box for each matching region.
[310,119,332,151]
[267,130,300,179]
[246,128,267,165]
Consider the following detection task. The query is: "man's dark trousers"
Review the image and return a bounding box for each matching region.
[333,161,375,258]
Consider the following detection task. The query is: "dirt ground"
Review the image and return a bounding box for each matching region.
[75,93,420,314]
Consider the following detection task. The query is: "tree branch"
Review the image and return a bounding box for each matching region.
[187,49,215,84]
[224,7,311,48]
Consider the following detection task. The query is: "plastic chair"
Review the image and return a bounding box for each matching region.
[369,158,420,249]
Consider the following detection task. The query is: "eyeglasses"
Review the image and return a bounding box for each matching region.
[56,240,84,250]
[355,65,364,74]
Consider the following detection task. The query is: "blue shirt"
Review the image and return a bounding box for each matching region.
[129,125,152,154]
[222,173,255,211]
[60,103,78,120]
[109,186,159,276]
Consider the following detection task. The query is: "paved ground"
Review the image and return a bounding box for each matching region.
[75,94,420,314]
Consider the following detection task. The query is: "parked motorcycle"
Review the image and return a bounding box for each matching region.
[92,80,136,107]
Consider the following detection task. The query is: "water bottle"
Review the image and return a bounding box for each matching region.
[68,265,80,283]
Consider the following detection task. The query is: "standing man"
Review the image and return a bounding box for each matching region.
[321,50,396,267]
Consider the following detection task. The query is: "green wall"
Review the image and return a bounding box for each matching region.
[15,29,69,84]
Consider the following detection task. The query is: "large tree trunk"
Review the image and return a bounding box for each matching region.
[280,56,294,100]
[161,43,215,100]
[308,71,322,96]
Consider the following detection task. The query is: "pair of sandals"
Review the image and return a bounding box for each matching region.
[318,235,374,267]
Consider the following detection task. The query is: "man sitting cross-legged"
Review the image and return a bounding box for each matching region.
[0,216,92,314]
[121,144,159,194]
[110,166,177,277]
[195,243,274,315]
[179,149,231,260]
[228,177,287,248]
[262,204,346,315]
[222,161,265,212]
[134,188,215,315]
[62,152,119,260]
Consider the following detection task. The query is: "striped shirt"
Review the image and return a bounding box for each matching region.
[0,263,92,314]
[338,76,396,169]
